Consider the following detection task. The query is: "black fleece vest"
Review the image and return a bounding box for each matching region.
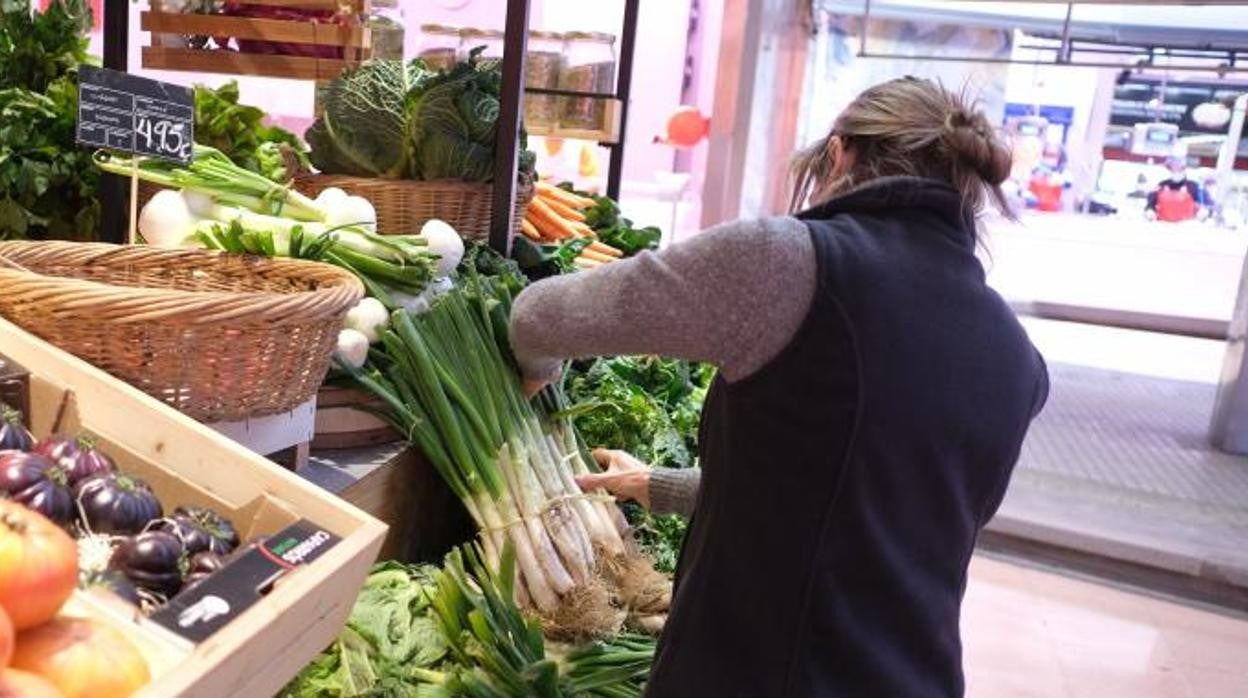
[646,178,1048,697]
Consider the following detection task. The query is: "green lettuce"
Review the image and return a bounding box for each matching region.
[306,60,426,178]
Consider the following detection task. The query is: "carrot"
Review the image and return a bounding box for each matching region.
[528,198,581,239]
[580,248,616,264]
[572,222,597,237]
[543,196,587,223]
[536,181,594,209]
[520,218,541,240]
[573,256,601,270]
[587,241,623,258]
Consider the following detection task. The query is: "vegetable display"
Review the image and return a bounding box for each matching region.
[306,52,536,183]
[285,544,655,697]
[521,182,624,270]
[0,407,34,452]
[95,147,442,304]
[0,0,98,241]
[155,506,240,557]
[0,452,74,526]
[192,80,309,183]
[34,435,115,487]
[0,500,77,631]
[563,357,713,575]
[341,266,671,636]
[11,617,151,698]
[109,531,185,598]
[75,473,164,536]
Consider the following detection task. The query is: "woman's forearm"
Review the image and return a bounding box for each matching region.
[650,467,702,518]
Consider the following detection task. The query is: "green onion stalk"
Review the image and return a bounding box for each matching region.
[94,147,438,299]
[341,280,627,615]
[426,542,654,697]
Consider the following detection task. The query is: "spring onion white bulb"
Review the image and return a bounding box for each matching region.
[335,328,370,369]
[138,189,200,247]
[344,297,390,343]
[420,219,465,276]
[341,195,377,233]
[315,187,350,212]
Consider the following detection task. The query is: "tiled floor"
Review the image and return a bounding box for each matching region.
[982,319,1248,603]
[963,555,1248,698]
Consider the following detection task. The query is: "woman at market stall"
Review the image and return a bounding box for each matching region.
[510,76,1048,697]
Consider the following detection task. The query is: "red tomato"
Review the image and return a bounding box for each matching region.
[0,607,11,668]
[0,668,65,697]
[11,618,149,698]
[0,502,77,630]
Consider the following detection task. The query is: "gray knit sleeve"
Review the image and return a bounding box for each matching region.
[649,467,702,518]
[509,216,816,383]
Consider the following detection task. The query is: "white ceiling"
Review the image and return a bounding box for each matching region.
[818,1,1248,49]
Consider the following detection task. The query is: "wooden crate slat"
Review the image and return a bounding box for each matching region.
[142,11,369,48]
[143,46,356,81]
[221,0,366,11]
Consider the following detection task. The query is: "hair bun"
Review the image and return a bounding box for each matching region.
[943,109,1012,186]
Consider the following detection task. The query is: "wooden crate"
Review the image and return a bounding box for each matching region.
[0,316,387,697]
[141,0,371,81]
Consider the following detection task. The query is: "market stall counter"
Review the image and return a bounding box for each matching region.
[0,316,387,697]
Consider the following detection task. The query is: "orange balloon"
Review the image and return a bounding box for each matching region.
[666,106,709,147]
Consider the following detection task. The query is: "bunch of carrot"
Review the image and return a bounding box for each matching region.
[522,182,623,270]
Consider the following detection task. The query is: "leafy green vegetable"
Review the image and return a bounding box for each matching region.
[563,357,713,573]
[560,184,661,256]
[305,53,535,183]
[406,49,535,182]
[0,0,91,94]
[192,81,308,182]
[0,0,98,241]
[307,59,426,178]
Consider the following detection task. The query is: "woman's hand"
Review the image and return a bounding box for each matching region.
[576,449,652,509]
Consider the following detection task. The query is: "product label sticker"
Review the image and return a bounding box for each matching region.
[76,65,194,163]
[149,519,340,643]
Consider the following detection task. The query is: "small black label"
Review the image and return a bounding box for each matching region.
[76,65,194,164]
[148,519,341,643]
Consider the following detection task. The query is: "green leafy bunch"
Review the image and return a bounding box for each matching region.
[306,50,536,184]
[0,0,98,240]
[193,81,309,183]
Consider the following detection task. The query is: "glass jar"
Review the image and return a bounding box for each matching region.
[524,30,564,131]
[558,32,616,131]
[417,24,462,72]
[367,0,405,61]
[459,28,505,66]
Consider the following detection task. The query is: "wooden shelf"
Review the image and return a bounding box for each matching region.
[525,97,623,144]
[141,11,370,48]
[143,46,359,81]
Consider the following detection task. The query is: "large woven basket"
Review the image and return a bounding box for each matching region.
[0,242,363,423]
[294,174,533,241]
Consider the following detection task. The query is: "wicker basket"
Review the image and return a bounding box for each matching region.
[294,174,533,241]
[0,242,363,423]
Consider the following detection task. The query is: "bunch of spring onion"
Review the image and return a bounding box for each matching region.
[418,542,654,697]
[341,275,671,630]
[93,146,463,305]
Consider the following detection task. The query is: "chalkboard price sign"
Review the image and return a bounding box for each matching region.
[77,65,194,164]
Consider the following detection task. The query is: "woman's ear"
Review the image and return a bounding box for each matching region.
[826,136,854,181]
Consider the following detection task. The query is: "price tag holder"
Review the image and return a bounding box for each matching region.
[148,519,341,644]
[76,65,194,164]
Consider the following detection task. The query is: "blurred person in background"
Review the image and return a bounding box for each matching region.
[1146,156,1212,222]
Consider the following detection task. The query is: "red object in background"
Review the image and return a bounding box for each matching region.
[659,106,710,147]
[1156,185,1198,222]
[38,0,101,28]
[1028,174,1063,212]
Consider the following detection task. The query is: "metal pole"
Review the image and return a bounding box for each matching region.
[99,0,130,245]
[605,0,640,201]
[1210,93,1248,454]
[489,0,531,256]
[859,0,871,57]
[1057,1,1074,64]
